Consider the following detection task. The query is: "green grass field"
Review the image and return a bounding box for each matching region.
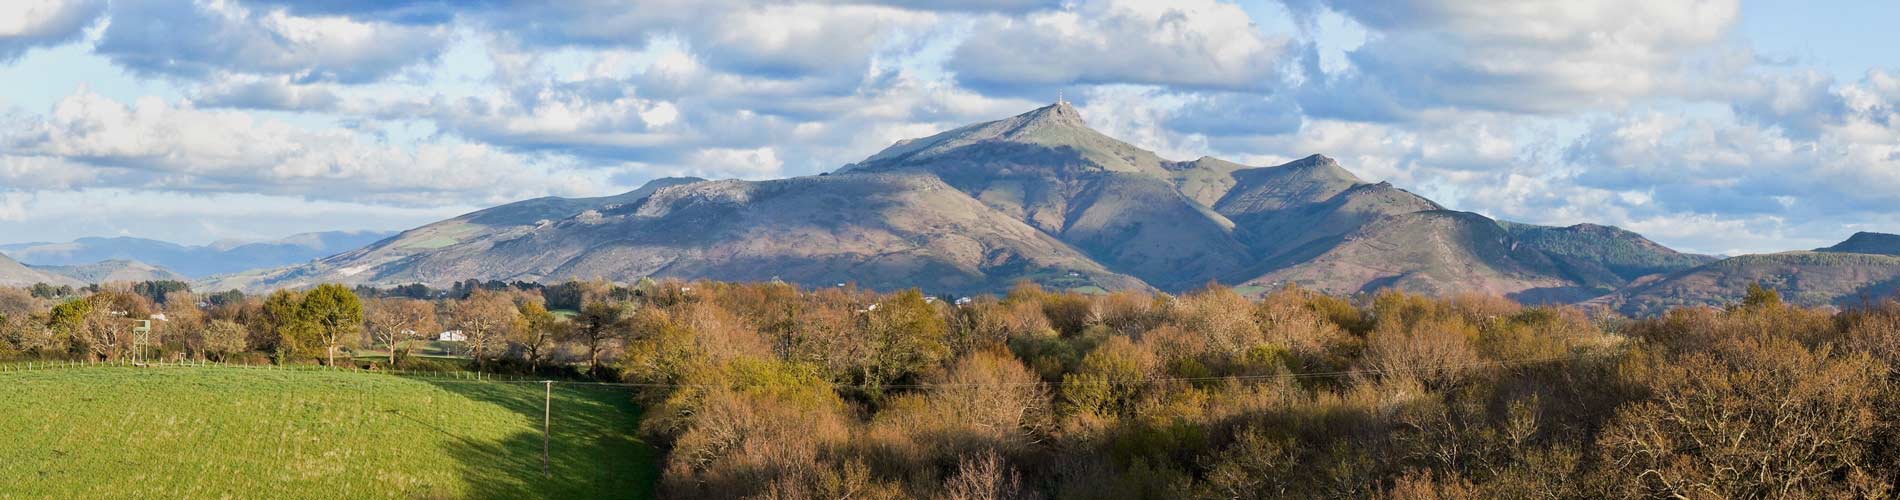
[0,366,657,499]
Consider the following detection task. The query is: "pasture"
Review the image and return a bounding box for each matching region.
[0,365,656,499]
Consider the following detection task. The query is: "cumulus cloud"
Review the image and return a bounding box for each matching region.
[0,0,104,62]
[193,74,342,111]
[0,154,98,189]
[685,147,784,179]
[950,0,1292,92]
[1293,0,1743,118]
[0,0,1896,255]
[1,90,618,206]
[94,0,452,83]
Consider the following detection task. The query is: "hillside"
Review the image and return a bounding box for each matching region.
[1818,231,1900,256]
[0,253,80,287]
[205,102,1712,302]
[29,260,188,283]
[1502,222,1718,285]
[1609,232,1900,316]
[1241,211,1592,302]
[1,231,394,278]
[209,173,1146,295]
[0,366,655,498]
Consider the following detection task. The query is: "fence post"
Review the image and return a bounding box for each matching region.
[543,380,552,478]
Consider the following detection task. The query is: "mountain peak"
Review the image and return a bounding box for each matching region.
[1269,153,1363,185]
[846,100,1169,175]
[1291,154,1338,166]
[1017,100,1086,128]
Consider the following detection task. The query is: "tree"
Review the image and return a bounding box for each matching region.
[258,290,313,361]
[570,299,628,377]
[860,289,949,389]
[159,291,206,359]
[1737,281,1783,311]
[302,284,364,368]
[364,298,439,367]
[514,299,565,372]
[451,290,521,370]
[202,320,248,361]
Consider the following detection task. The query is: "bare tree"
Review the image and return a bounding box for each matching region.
[452,290,521,370]
[365,298,439,367]
[202,320,249,361]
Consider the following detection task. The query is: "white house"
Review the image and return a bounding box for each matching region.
[437,330,467,342]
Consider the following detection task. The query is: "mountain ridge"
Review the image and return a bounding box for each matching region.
[1,230,396,278]
[202,103,1740,311]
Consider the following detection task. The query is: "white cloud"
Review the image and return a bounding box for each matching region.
[0,192,26,222]
[2,90,619,206]
[1297,0,1743,117]
[0,0,1894,258]
[94,0,452,82]
[192,73,341,111]
[0,154,97,189]
[0,0,103,62]
[685,147,784,180]
[950,0,1293,92]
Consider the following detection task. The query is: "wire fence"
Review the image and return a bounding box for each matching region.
[0,357,556,384]
[1,346,1620,391]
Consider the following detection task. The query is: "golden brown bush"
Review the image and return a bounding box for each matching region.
[1174,287,1262,358]
[1362,315,1481,388]
[1598,334,1883,498]
[661,386,852,498]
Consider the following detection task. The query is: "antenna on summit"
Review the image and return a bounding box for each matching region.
[1056,91,1066,106]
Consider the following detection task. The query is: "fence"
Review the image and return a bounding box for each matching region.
[0,357,558,383]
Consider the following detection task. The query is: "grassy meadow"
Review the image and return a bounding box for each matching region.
[0,365,657,499]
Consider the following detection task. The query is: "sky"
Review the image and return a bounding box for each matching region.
[0,0,1896,255]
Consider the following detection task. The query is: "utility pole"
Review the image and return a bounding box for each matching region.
[543,380,552,478]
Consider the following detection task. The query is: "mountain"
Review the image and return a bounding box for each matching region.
[840,102,1253,289]
[0,253,80,287]
[30,260,189,284]
[1503,222,1719,286]
[1242,211,1587,301]
[209,103,1711,302]
[204,174,1147,294]
[1,231,396,278]
[1818,232,1900,256]
[1610,232,1900,315]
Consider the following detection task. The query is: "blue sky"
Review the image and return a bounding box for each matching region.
[0,0,1895,256]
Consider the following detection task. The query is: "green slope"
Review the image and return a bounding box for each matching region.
[0,366,656,499]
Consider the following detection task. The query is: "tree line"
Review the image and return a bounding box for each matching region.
[4,279,1899,498]
[0,279,646,378]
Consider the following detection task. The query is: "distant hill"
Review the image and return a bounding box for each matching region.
[0,253,81,287]
[1609,252,1900,316]
[1606,232,1900,315]
[1503,222,1719,286]
[207,103,1713,303]
[1818,232,1900,256]
[30,260,188,284]
[1,231,395,278]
